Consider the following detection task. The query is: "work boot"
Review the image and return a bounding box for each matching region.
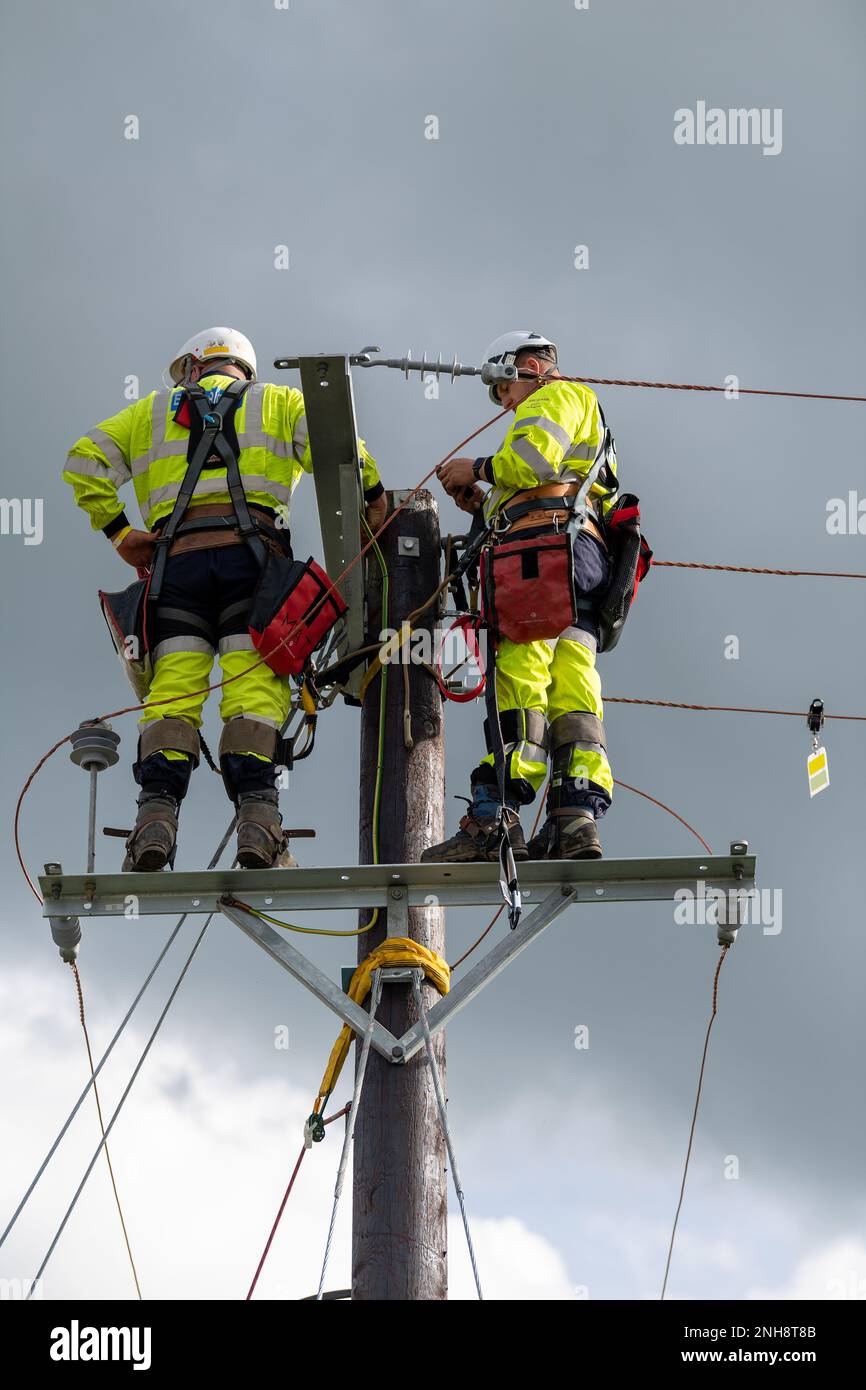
[554,811,602,860]
[122,793,179,872]
[421,811,528,864]
[236,790,289,869]
[528,811,602,860]
[526,822,553,861]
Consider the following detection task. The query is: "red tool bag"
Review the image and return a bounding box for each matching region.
[248,553,347,676]
[481,531,579,643]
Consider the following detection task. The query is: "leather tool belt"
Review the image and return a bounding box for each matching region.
[496,481,609,549]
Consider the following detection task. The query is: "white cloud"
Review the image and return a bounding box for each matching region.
[748,1239,866,1301]
[0,968,574,1301]
[449,1215,575,1300]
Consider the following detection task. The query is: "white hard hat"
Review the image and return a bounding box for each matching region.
[483,330,558,403]
[163,327,258,387]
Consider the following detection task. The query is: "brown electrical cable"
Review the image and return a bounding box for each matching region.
[654,561,866,579]
[661,946,730,1300]
[519,368,866,404]
[606,696,866,721]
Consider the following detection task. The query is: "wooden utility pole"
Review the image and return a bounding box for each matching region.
[352,488,447,1301]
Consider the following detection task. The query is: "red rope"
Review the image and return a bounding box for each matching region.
[246,1104,350,1301]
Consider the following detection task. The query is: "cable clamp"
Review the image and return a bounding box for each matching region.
[304,1111,326,1148]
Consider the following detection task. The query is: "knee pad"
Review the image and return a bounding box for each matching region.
[549,711,610,815]
[134,718,201,797]
[482,708,548,806]
[219,716,281,801]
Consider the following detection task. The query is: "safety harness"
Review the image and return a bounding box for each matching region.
[147,379,270,608]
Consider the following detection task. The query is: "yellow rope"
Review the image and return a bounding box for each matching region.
[313,938,450,1111]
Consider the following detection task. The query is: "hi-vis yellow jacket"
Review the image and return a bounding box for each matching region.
[482,378,618,521]
[63,371,383,536]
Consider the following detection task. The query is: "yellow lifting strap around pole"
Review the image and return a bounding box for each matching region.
[313,938,450,1111]
[358,621,414,704]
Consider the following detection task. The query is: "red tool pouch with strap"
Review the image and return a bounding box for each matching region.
[481,531,579,643]
[248,553,347,676]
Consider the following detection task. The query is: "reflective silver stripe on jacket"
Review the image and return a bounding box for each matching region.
[515,415,573,451]
[64,451,128,485]
[83,428,131,483]
[563,440,598,462]
[292,412,308,458]
[509,434,559,480]
[237,384,293,458]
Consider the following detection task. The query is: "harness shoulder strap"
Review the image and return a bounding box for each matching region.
[149,379,261,603]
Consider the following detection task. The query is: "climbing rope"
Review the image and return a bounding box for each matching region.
[410,972,483,1300]
[245,1103,349,1301]
[313,940,450,1118]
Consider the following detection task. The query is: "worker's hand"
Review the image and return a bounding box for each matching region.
[364,493,388,536]
[116,529,158,568]
[437,457,475,495]
[454,484,485,514]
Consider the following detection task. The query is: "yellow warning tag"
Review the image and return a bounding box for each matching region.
[807,745,829,798]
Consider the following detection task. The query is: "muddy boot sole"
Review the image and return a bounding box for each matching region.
[122,797,178,873]
[236,794,288,869]
[123,845,172,873]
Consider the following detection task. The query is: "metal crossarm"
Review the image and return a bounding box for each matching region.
[38,853,756,918]
[40,851,756,1064]
[219,899,402,1063]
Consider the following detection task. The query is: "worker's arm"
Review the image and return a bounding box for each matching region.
[63,396,158,567]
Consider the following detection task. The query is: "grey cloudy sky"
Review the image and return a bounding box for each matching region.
[1,0,864,1300]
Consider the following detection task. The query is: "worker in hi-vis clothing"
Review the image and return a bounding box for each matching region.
[64,327,387,872]
[424,331,617,863]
